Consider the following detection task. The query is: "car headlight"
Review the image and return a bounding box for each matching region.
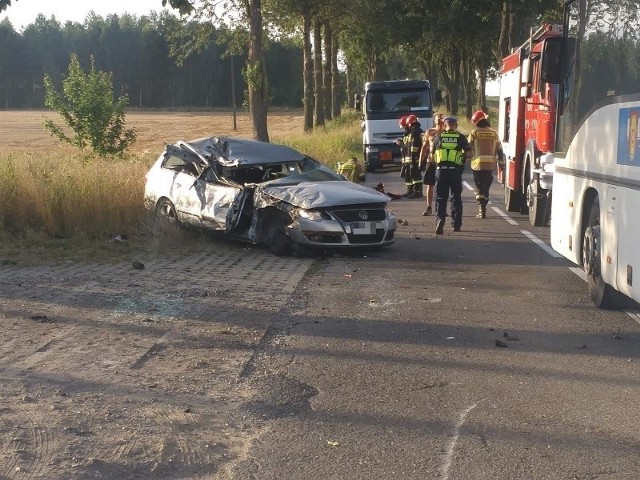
[296,208,327,221]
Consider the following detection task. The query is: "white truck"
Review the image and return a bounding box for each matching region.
[356,80,440,172]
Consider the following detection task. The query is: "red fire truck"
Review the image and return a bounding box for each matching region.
[496,24,563,226]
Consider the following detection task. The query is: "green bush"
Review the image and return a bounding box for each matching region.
[43,54,136,157]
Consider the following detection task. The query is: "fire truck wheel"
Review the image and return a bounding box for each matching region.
[582,198,617,309]
[504,181,521,212]
[527,174,549,227]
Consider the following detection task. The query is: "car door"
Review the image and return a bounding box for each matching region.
[193,169,242,230]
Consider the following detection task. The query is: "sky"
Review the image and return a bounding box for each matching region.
[0,0,173,30]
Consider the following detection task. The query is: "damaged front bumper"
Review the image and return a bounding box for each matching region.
[287,207,397,247]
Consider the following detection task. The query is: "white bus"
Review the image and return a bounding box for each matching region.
[550,0,640,308]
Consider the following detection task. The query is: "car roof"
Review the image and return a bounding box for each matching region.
[181,136,306,167]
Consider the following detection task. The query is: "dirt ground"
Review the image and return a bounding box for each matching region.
[0,245,315,479]
[0,110,311,479]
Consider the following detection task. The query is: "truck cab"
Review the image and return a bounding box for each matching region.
[359,80,437,172]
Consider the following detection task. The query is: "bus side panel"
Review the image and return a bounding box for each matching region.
[553,104,634,292]
[550,161,582,264]
[614,107,640,301]
[614,186,637,300]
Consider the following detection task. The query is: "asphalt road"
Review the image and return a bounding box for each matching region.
[230,170,640,479]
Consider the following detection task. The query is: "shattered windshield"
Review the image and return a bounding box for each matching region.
[264,161,343,186]
[222,156,343,186]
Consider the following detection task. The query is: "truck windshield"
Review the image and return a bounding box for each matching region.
[366,89,431,114]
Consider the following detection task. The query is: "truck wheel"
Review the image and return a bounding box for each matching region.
[582,198,616,309]
[527,173,549,227]
[366,157,378,173]
[504,181,521,212]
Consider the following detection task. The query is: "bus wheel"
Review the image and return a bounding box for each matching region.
[504,181,521,212]
[582,198,616,309]
[527,174,549,227]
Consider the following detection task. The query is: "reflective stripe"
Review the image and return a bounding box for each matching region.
[435,132,464,166]
[469,127,500,171]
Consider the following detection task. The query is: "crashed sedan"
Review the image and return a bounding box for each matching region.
[144,136,397,255]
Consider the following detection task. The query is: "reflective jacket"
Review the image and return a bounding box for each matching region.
[337,159,364,182]
[468,127,503,171]
[403,123,423,164]
[433,131,467,166]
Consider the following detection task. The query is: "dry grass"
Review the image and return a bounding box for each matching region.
[0,110,309,263]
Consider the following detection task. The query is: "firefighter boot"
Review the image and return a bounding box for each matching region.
[475,205,486,219]
[401,185,414,198]
[409,185,423,199]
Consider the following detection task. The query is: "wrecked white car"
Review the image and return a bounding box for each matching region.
[144,136,397,255]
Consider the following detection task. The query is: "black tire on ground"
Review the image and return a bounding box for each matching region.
[582,198,617,309]
[527,174,549,227]
[266,226,293,257]
[504,181,521,212]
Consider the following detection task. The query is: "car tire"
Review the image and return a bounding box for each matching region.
[267,226,293,257]
[156,198,179,225]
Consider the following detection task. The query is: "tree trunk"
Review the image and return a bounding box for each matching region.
[369,48,377,82]
[303,14,314,132]
[462,54,474,120]
[496,1,511,63]
[440,47,462,116]
[313,18,325,127]
[323,22,333,122]
[331,31,340,118]
[247,0,269,142]
[477,62,487,112]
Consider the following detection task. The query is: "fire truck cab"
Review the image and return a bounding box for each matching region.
[497,24,563,226]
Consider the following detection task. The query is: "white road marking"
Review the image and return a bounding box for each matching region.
[520,230,564,258]
[626,311,640,326]
[442,403,478,480]
[463,180,474,191]
[569,267,587,281]
[491,206,519,226]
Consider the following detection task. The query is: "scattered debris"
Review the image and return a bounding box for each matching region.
[613,335,622,340]
[132,261,145,270]
[327,440,339,447]
[1,259,17,266]
[112,234,128,242]
[30,315,54,323]
[495,339,508,348]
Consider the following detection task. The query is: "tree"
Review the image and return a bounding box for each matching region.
[164,0,270,142]
[0,0,16,13]
[43,54,136,156]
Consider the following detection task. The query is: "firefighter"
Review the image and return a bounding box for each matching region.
[431,116,471,234]
[419,113,445,215]
[468,110,504,218]
[395,116,413,197]
[404,114,424,198]
[337,156,365,183]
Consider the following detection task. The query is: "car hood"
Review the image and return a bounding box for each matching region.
[259,181,389,209]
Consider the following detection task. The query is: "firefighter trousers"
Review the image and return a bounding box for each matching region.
[472,170,493,208]
[435,166,463,228]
